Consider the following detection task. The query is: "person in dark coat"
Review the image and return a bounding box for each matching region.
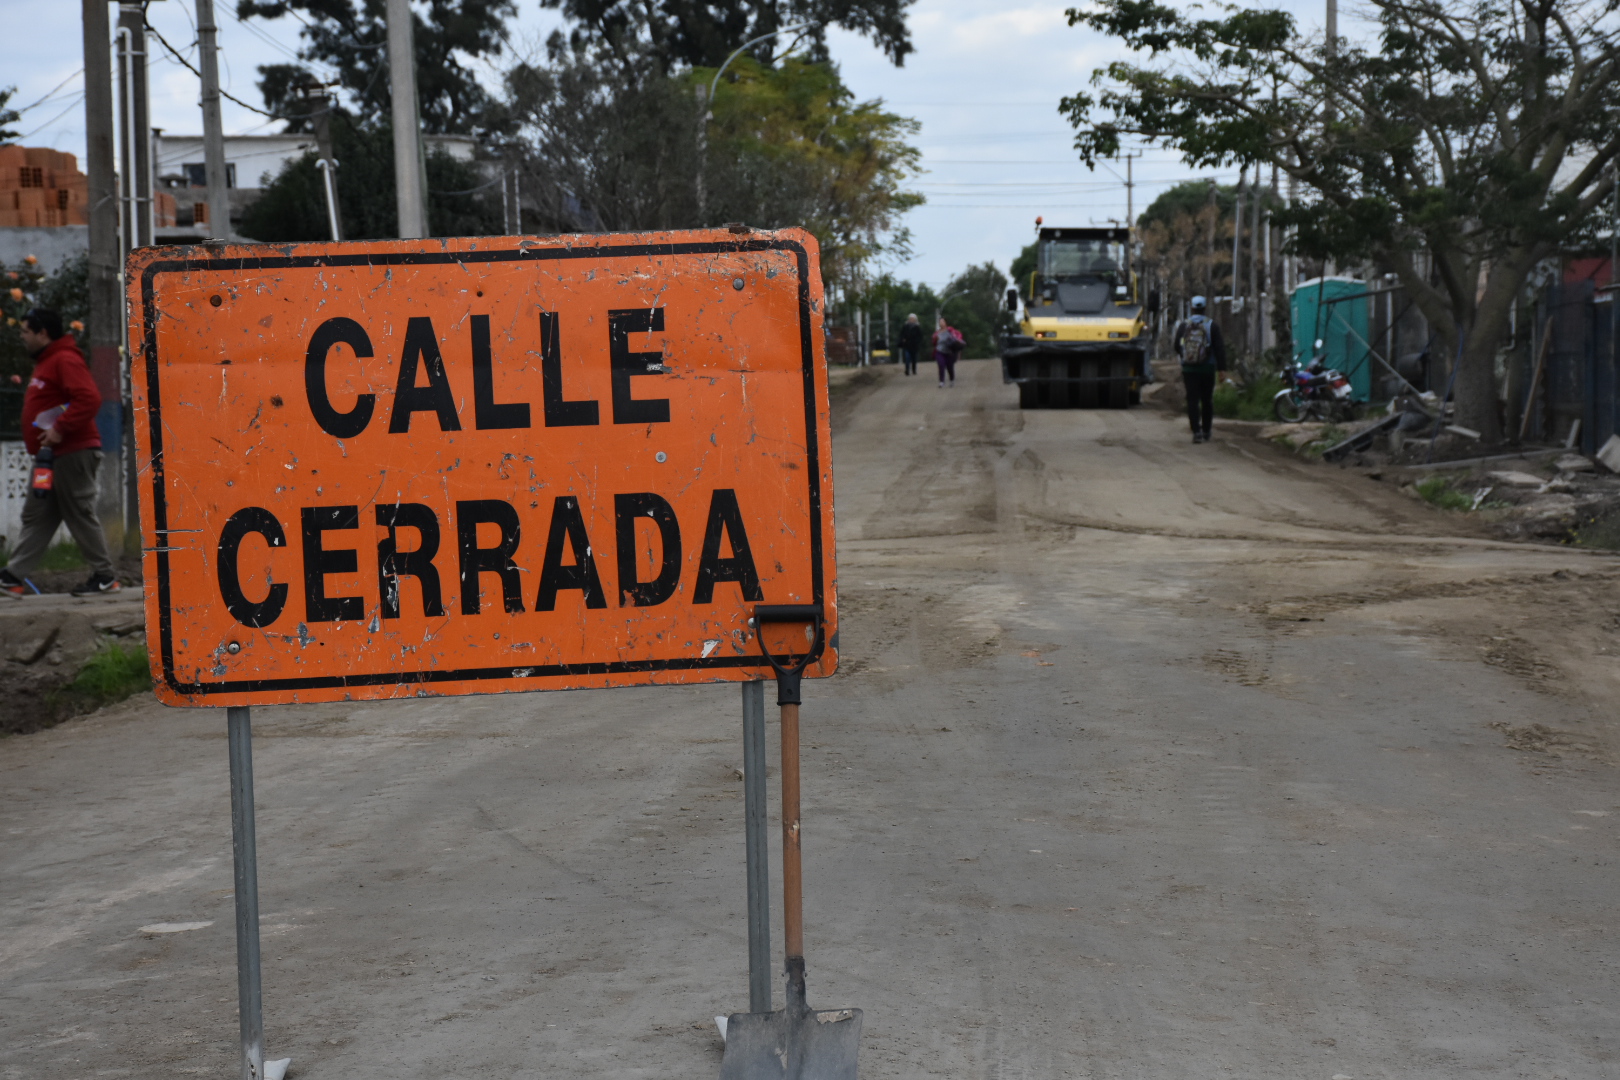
[898,313,923,376]
[1,309,120,596]
[1172,295,1227,443]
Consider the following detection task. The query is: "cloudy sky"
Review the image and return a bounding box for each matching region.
[5,0,1331,288]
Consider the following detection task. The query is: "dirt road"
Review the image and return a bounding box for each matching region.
[5,358,1618,1078]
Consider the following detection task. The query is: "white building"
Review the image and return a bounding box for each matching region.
[153,132,481,240]
[153,132,477,190]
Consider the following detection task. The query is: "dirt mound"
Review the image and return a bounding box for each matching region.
[0,593,146,736]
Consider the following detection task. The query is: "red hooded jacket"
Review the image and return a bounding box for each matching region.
[21,334,102,456]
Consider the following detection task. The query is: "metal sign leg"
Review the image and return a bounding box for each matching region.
[742,680,772,1013]
[227,705,265,1080]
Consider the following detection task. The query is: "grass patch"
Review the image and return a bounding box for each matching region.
[1303,424,1349,457]
[41,540,87,571]
[1571,508,1620,550]
[1213,375,1285,421]
[1415,475,1474,511]
[67,641,151,706]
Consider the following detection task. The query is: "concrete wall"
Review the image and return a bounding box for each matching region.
[0,226,88,274]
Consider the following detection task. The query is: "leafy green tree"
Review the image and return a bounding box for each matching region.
[506,51,920,290]
[240,117,500,241]
[1,254,89,384]
[1137,180,1237,230]
[938,262,1010,357]
[855,274,937,352]
[1009,242,1036,299]
[543,0,914,73]
[1061,0,1620,442]
[703,57,920,283]
[238,0,515,134]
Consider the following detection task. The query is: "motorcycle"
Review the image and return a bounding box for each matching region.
[1273,341,1359,423]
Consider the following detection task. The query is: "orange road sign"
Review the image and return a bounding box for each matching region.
[127,229,837,707]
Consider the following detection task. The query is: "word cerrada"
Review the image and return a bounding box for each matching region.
[304,309,670,437]
[215,490,763,629]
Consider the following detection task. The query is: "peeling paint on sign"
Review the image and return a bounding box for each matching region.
[127,229,837,707]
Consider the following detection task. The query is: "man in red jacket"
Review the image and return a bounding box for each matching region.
[1,309,120,596]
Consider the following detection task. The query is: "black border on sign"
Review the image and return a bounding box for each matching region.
[138,238,827,697]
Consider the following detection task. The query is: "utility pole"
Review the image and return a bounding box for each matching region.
[1267,161,1279,353]
[1611,163,1617,428]
[116,4,152,250]
[304,84,342,241]
[1206,179,1218,299]
[1250,176,1262,356]
[195,0,232,239]
[1323,0,1338,279]
[116,2,152,541]
[1231,166,1245,328]
[1120,150,1142,286]
[387,0,429,238]
[83,0,123,528]
[1123,151,1141,226]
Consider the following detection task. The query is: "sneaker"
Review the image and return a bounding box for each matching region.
[1191,431,1204,443]
[0,569,25,597]
[71,572,122,597]
[1202,430,1213,443]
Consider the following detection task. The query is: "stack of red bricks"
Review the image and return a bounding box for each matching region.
[0,146,89,228]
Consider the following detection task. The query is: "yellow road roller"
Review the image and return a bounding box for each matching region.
[1000,225,1154,408]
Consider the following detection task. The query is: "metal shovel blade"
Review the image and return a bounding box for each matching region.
[719,982,862,1080]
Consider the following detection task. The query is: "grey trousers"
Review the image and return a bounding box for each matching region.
[6,448,115,577]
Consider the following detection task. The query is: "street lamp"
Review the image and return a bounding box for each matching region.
[696,22,817,220]
[934,287,969,327]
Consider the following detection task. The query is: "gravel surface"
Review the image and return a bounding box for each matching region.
[3,358,1617,1078]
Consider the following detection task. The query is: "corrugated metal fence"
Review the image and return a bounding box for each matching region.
[1524,283,1617,454]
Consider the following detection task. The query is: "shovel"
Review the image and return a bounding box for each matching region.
[720,604,863,1080]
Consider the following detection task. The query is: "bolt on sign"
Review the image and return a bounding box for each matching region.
[128,229,837,706]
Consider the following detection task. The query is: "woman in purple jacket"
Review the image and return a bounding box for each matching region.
[931,317,964,388]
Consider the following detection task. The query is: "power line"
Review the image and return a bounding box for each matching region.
[11,69,85,116]
[16,94,87,140]
[146,20,311,121]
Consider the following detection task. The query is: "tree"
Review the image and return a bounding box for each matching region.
[703,57,921,285]
[542,0,914,74]
[505,50,920,290]
[1009,242,1036,298]
[938,262,1011,357]
[849,274,934,358]
[240,116,500,241]
[1138,179,1237,229]
[1061,0,1620,442]
[2,254,89,384]
[237,0,515,134]
[0,87,19,143]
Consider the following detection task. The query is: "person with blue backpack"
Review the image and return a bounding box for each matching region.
[1173,295,1227,443]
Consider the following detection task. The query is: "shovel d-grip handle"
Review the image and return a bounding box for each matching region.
[752,603,822,988]
[751,604,824,706]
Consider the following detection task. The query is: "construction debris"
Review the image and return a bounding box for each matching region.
[1596,434,1620,474]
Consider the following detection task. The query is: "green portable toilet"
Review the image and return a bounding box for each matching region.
[1291,277,1371,401]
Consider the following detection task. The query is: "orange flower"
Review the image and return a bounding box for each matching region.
[70,320,84,331]
[8,287,22,301]
[5,271,16,280]
[22,254,37,265]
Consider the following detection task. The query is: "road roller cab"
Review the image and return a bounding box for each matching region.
[1000,225,1152,408]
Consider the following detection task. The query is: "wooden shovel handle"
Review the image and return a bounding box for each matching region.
[781,701,803,962]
